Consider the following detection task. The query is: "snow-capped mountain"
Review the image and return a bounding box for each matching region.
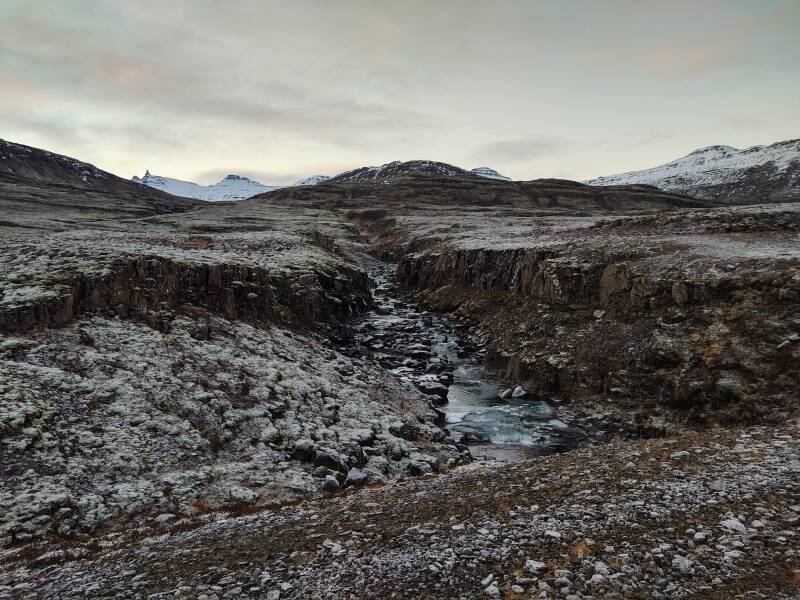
[470,167,511,181]
[587,139,800,204]
[293,175,331,186]
[132,161,512,198]
[327,160,511,184]
[328,160,469,184]
[132,172,280,201]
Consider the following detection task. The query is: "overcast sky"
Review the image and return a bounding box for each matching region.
[1,0,798,184]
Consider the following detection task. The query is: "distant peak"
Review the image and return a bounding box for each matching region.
[688,145,737,156]
[585,136,800,204]
[144,169,151,177]
[224,174,248,181]
[471,167,511,181]
[293,174,332,186]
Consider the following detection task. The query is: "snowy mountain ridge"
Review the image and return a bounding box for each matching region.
[327,160,468,184]
[134,162,512,199]
[327,160,512,184]
[587,138,800,204]
[132,171,280,202]
[293,175,332,186]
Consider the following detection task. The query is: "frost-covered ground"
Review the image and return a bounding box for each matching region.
[1,315,462,544]
[3,420,797,598]
[0,202,358,311]
[0,197,467,546]
[2,167,800,598]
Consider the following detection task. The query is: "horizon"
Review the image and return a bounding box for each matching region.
[1,0,799,185]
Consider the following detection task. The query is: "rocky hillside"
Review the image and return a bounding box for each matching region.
[327,160,474,184]
[257,172,713,213]
[0,139,202,224]
[326,161,511,185]
[6,420,798,598]
[587,138,800,204]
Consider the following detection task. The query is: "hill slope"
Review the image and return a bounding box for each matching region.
[255,171,715,214]
[587,139,800,204]
[0,139,202,229]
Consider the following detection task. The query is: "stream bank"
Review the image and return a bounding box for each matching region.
[338,263,595,461]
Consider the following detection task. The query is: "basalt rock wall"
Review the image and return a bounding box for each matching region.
[396,247,797,310]
[1,256,371,334]
[389,239,800,429]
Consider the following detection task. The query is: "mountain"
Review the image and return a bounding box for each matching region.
[470,167,511,181]
[293,175,331,186]
[129,163,511,195]
[256,168,713,213]
[0,139,201,226]
[587,139,800,204]
[133,171,280,201]
[327,160,471,184]
[325,161,511,184]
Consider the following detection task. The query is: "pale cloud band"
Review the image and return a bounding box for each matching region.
[1,0,798,184]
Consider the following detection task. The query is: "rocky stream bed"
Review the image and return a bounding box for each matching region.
[338,264,596,462]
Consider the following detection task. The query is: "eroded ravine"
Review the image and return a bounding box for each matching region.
[339,262,593,461]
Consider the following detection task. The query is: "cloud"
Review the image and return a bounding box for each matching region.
[470,136,570,164]
[720,116,762,132]
[1,0,797,183]
[0,75,46,108]
[640,4,790,77]
[642,41,730,77]
[0,12,436,152]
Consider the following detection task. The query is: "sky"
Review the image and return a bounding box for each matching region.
[1,0,798,185]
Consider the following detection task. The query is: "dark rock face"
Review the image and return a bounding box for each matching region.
[397,248,799,314]
[691,161,800,204]
[0,256,370,334]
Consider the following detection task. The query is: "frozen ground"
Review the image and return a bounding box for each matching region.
[1,314,463,545]
[3,420,797,598]
[0,194,467,546]
[1,158,799,598]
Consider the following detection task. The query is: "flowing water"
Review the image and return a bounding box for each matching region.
[342,264,588,461]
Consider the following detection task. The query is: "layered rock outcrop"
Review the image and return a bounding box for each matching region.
[364,204,800,431]
[1,255,369,334]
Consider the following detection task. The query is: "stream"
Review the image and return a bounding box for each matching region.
[340,264,589,461]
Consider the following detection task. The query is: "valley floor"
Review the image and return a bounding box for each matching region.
[2,419,798,599]
[2,171,799,598]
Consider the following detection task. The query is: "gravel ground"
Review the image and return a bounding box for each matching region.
[2,420,797,599]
